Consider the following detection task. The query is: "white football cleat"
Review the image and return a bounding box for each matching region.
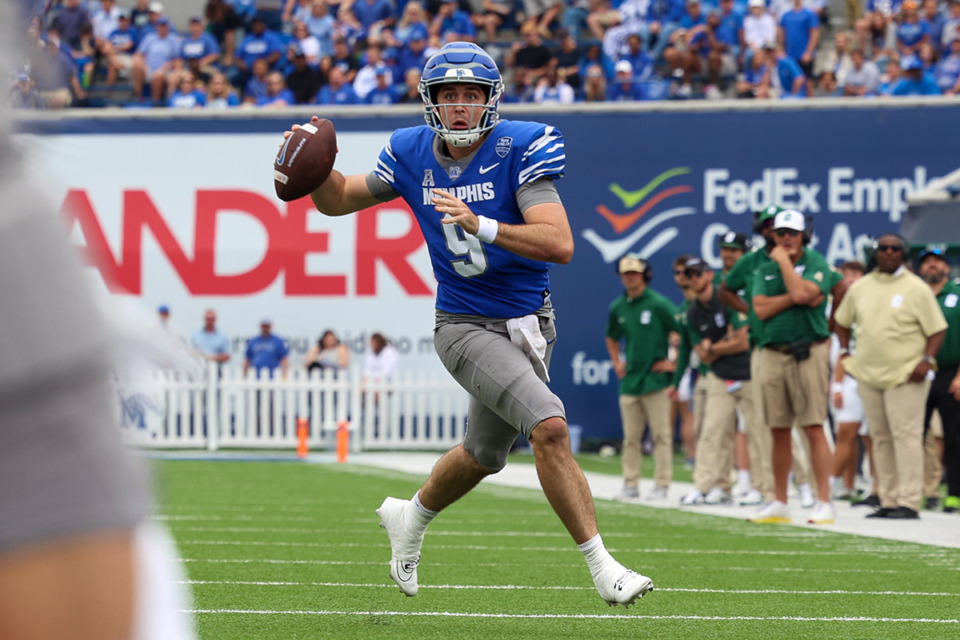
[594,564,654,608]
[807,501,836,525]
[376,497,424,597]
[704,487,733,505]
[738,489,764,506]
[680,490,705,506]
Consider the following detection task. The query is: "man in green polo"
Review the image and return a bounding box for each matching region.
[748,210,836,526]
[918,246,960,513]
[606,254,679,501]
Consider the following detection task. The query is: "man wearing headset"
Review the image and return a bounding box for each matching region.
[747,210,837,525]
[835,235,947,519]
[606,255,679,502]
[285,42,654,607]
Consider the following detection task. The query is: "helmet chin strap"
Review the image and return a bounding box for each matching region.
[442,130,481,147]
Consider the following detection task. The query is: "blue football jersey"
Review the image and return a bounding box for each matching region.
[374,120,566,318]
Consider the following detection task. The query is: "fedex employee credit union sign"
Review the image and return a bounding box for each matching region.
[15,103,960,439]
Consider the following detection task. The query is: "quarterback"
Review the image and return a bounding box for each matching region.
[286,42,653,606]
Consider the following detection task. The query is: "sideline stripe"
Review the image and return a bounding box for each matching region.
[183,609,960,623]
[179,579,960,597]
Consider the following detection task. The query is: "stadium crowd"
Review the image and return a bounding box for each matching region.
[9,0,960,108]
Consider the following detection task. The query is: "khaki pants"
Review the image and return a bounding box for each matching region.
[858,380,931,511]
[694,374,755,493]
[620,389,672,488]
[792,427,815,490]
[923,409,943,499]
[692,373,709,442]
[749,348,774,500]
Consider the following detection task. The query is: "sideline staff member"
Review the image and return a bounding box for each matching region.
[748,210,836,525]
[606,254,679,500]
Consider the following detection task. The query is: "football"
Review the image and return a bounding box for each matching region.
[273,118,337,202]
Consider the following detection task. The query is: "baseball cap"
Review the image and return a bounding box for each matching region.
[158,304,170,313]
[407,23,428,42]
[260,317,272,325]
[719,231,749,250]
[683,257,710,276]
[189,15,203,23]
[614,60,633,74]
[289,42,304,56]
[148,1,164,13]
[774,209,805,232]
[374,64,389,76]
[918,245,947,262]
[618,254,648,275]
[901,54,923,70]
[118,8,130,18]
[17,71,29,82]
[748,0,765,7]
[156,16,171,26]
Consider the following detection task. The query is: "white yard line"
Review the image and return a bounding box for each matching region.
[182,608,960,624]
[178,579,960,597]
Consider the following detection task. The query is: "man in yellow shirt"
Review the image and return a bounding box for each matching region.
[834,234,947,519]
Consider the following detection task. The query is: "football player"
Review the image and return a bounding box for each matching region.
[284,41,654,607]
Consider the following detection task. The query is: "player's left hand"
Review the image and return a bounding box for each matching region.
[950,375,960,401]
[434,189,479,235]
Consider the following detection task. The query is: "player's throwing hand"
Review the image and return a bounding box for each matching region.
[434,189,479,235]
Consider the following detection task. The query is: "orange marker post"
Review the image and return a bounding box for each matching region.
[336,420,349,463]
[296,418,309,459]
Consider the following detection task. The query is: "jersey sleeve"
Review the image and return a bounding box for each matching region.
[373,135,399,190]
[802,255,833,296]
[605,303,622,341]
[518,125,566,187]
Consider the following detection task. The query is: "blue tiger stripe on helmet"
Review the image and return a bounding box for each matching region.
[418,41,504,148]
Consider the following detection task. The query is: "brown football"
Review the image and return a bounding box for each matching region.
[273,118,337,202]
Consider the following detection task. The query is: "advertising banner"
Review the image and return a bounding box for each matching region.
[17,102,960,440]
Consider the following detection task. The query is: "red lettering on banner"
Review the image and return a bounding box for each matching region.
[194,190,284,294]
[356,204,432,296]
[62,189,130,292]
[59,189,432,297]
[283,198,348,295]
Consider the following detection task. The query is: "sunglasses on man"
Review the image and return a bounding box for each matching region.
[774,229,801,237]
[876,244,903,253]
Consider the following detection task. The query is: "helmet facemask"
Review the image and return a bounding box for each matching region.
[418,43,504,148]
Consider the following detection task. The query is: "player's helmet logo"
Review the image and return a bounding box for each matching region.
[418,42,504,148]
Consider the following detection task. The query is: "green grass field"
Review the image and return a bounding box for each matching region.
[155,458,960,640]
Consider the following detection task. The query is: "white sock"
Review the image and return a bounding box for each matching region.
[578,534,617,580]
[738,470,750,485]
[411,491,438,533]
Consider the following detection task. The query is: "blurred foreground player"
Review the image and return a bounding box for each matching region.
[285,41,654,607]
[0,5,195,639]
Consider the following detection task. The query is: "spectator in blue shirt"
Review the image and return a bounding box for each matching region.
[921,0,947,51]
[942,0,960,55]
[178,17,221,76]
[242,57,271,103]
[897,0,929,56]
[364,66,400,103]
[771,41,807,97]
[431,0,478,42]
[236,16,284,75]
[396,24,429,75]
[606,59,646,100]
[619,34,654,82]
[779,0,820,77]
[737,43,771,97]
[935,36,960,93]
[301,0,337,57]
[889,53,943,93]
[131,16,180,102]
[190,309,231,367]
[315,66,361,103]
[344,0,396,36]
[205,71,242,107]
[104,11,139,88]
[168,71,208,107]
[257,70,297,106]
[244,319,289,377]
[644,0,687,61]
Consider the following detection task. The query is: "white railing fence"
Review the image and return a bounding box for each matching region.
[113,363,470,452]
